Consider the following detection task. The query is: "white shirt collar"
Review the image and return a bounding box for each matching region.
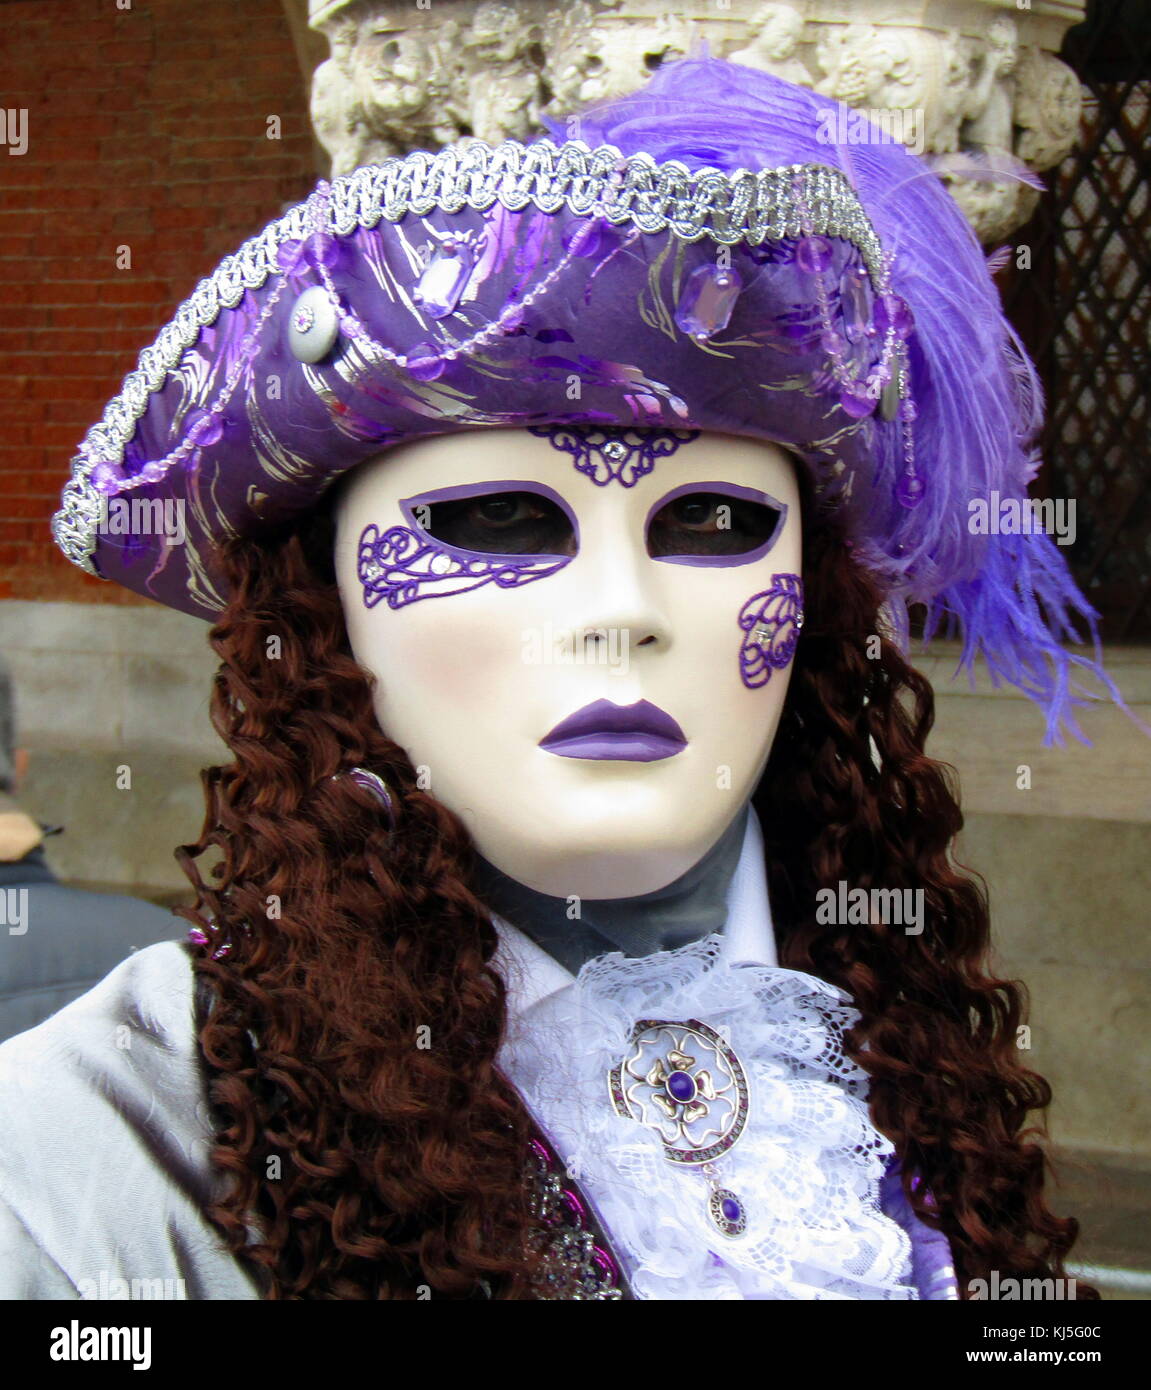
[491,804,778,1016]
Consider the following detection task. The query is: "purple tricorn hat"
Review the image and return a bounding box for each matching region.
[52,56,1127,744]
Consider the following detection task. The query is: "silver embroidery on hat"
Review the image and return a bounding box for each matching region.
[53,140,888,575]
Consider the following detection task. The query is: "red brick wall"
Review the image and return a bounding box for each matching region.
[0,0,320,603]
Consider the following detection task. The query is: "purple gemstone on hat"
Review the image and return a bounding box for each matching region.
[896,471,926,508]
[304,231,340,270]
[413,240,476,320]
[666,1070,696,1103]
[721,1196,742,1223]
[841,265,872,344]
[406,343,446,380]
[188,411,224,447]
[277,239,307,274]
[90,461,122,494]
[795,235,833,275]
[838,383,876,419]
[875,293,915,340]
[674,263,743,341]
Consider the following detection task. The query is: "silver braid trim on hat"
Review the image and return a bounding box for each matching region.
[52,139,887,575]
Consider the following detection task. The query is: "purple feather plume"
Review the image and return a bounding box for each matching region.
[543,56,1137,746]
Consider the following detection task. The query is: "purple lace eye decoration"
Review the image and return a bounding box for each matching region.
[737,574,804,690]
[356,523,570,610]
[527,425,700,487]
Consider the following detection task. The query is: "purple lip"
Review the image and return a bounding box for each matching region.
[538,699,687,762]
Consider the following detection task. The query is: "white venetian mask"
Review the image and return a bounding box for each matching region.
[333,427,803,899]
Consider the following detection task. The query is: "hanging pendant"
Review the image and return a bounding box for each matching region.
[896,468,926,509]
[706,1175,748,1239]
[608,1018,751,1239]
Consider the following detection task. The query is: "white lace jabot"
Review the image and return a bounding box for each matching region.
[493,808,919,1300]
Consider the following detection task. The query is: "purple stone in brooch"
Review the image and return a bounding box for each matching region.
[608,1018,750,1240]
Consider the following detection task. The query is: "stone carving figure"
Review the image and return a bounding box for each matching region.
[544,1,693,118]
[728,3,810,85]
[814,23,920,111]
[963,18,1019,149]
[304,0,1085,244]
[814,22,933,156]
[1014,47,1083,171]
[542,0,599,113]
[458,2,544,144]
[313,16,464,169]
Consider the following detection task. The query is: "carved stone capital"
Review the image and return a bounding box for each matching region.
[297,0,1087,241]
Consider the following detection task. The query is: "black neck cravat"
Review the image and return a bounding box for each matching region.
[471,802,751,975]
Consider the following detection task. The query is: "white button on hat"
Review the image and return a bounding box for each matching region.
[287,285,340,363]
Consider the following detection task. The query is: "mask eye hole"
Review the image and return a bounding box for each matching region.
[407,489,577,558]
[647,491,784,560]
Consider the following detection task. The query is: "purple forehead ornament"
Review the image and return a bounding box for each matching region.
[526,425,701,487]
[52,56,1132,744]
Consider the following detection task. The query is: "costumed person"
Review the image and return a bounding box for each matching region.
[0,56,1129,1300]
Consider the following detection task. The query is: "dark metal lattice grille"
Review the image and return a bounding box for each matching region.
[1002,5,1151,641]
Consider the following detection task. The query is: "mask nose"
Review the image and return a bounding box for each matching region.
[551,507,671,660]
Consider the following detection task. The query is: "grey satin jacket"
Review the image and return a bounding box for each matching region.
[0,941,259,1300]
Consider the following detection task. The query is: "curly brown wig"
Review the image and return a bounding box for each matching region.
[176,477,1094,1300]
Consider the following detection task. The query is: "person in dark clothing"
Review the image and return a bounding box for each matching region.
[0,657,182,1042]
